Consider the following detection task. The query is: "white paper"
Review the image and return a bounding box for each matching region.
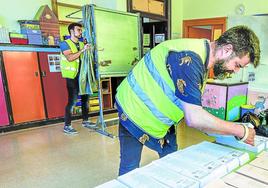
[95,179,128,188]
[155,156,219,187]
[117,168,169,188]
[141,163,199,188]
[212,134,265,153]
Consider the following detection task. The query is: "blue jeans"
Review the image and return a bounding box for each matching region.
[118,123,177,176]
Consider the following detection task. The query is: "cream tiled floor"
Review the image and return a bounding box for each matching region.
[0,115,213,188]
[0,116,158,188]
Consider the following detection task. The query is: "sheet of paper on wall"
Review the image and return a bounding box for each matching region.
[250,152,268,171]
[222,172,267,188]
[117,168,169,188]
[168,148,228,177]
[211,134,266,153]
[95,179,128,188]
[143,34,150,46]
[154,155,221,187]
[203,179,233,188]
[237,164,268,184]
[140,163,199,188]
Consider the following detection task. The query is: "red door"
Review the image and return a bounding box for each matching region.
[0,72,9,126]
[38,52,67,118]
[3,51,45,124]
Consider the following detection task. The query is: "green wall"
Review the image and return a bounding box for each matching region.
[0,0,51,32]
[171,0,183,39]
[183,0,268,20]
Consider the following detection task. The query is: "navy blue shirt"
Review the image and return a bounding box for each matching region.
[166,45,209,106]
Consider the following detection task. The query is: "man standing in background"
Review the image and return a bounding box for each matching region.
[60,23,96,134]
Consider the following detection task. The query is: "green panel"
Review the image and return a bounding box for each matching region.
[204,107,225,120]
[94,7,141,77]
[226,95,247,121]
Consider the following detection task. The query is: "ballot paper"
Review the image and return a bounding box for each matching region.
[203,179,233,188]
[154,155,220,187]
[250,151,268,170]
[168,149,228,177]
[117,168,169,188]
[255,135,268,149]
[237,164,268,185]
[211,134,265,153]
[140,163,199,188]
[170,142,241,173]
[180,141,249,167]
[95,179,128,188]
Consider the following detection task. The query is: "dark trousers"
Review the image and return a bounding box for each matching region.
[118,123,177,176]
[64,78,89,126]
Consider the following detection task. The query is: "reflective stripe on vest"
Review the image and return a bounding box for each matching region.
[127,70,174,126]
[116,39,208,138]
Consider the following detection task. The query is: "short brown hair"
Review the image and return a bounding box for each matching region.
[215,25,260,67]
[68,23,82,34]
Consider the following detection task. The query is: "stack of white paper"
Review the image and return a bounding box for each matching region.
[211,134,265,153]
[255,135,268,149]
[141,163,199,188]
[178,141,249,168]
[117,168,169,188]
[222,172,267,188]
[154,155,219,187]
[95,179,128,188]
[169,149,228,177]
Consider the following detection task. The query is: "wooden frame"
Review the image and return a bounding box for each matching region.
[183,17,227,39]
[51,0,82,25]
[127,0,169,21]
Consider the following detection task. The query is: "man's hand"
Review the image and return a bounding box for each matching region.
[82,44,91,52]
[243,127,255,146]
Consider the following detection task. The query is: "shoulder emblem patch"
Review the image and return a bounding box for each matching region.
[179,56,192,66]
[177,79,187,95]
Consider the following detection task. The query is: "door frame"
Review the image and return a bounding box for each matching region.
[183,17,227,40]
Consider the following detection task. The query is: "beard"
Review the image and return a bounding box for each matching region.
[213,60,229,80]
[213,54,235,80]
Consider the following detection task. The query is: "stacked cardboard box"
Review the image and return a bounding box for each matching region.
[19,20,42,45]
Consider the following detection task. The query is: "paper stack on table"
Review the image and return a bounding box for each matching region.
[154,155,212,187]
[117,168,170,188]
[255,135,268,149]
[173,141,249,170]
[211,134,266,153]
[95,179,128,188]
[139,163,199,188]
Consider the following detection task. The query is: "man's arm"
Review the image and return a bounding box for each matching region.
[180,100,255,145]
[63,43,91,62]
